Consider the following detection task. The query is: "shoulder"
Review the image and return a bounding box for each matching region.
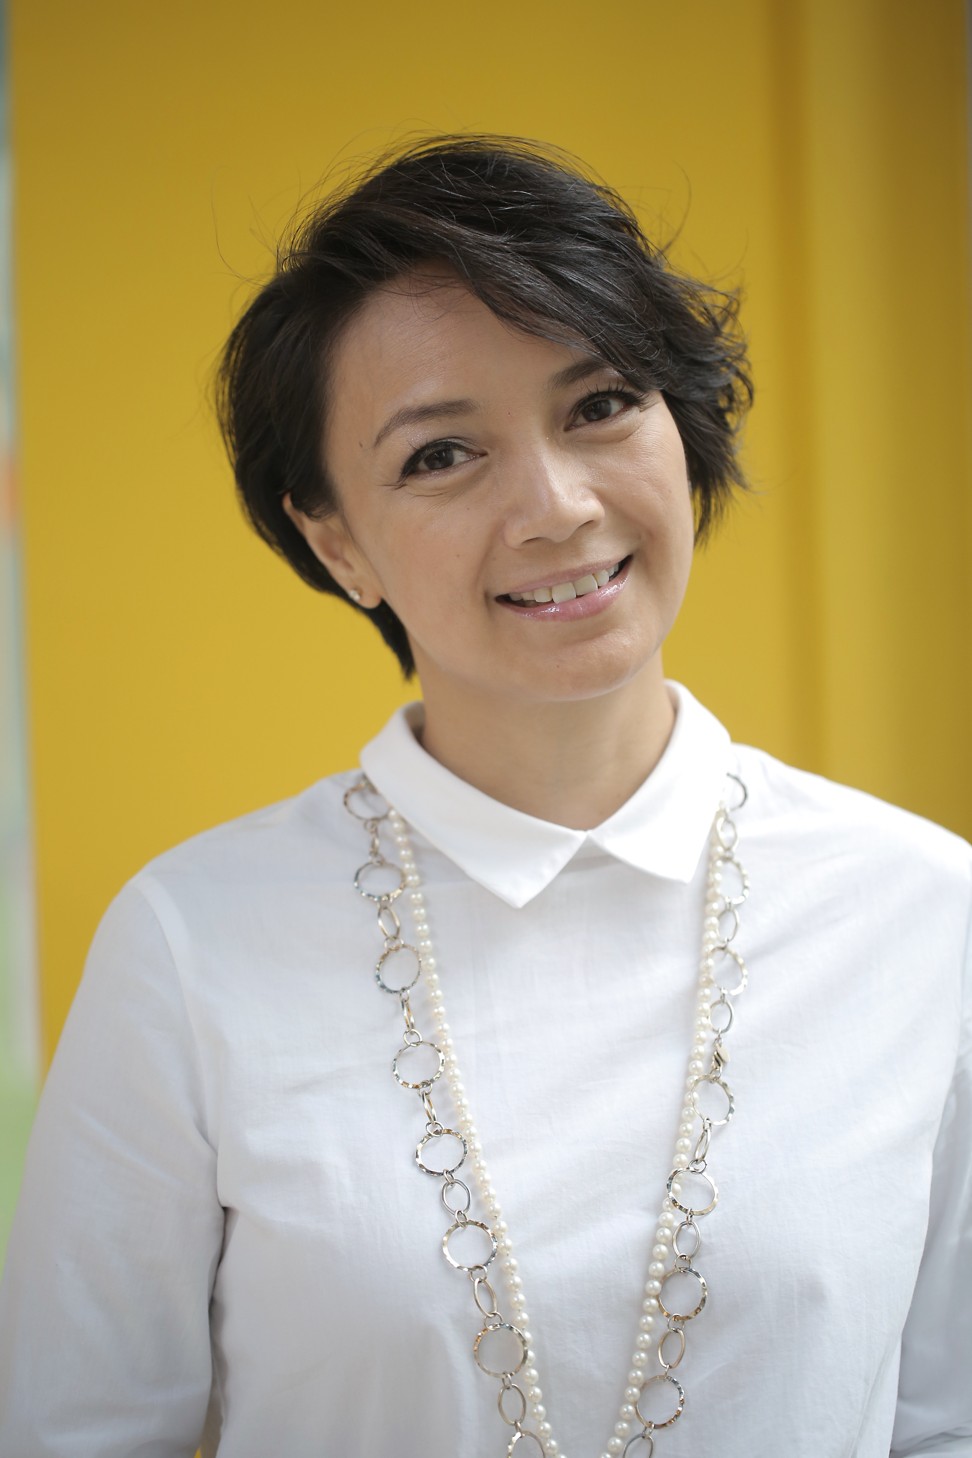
[733,740,972,905]
[116,767,369,941]
[140,767,362,879]
[81,765,378,1023]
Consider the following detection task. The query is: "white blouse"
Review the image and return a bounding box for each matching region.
[1,684,969,1458]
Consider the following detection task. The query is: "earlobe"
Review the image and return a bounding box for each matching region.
[281,492,383,609]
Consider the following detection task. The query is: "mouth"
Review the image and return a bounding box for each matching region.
[498,557,630,605]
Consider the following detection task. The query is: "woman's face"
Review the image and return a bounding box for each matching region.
[288,269,695,714]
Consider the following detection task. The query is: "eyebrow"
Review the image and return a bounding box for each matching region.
[371,354,612,450]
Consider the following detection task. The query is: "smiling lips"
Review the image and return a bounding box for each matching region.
[498,554,635,618]
[504,560,624,605]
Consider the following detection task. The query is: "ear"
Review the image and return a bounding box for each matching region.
[282,494,383,609]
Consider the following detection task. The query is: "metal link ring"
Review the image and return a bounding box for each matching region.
[498,1381,527,1427]
[726,771,748,809]
[375,942,422,995]
[635,1372,685,1430]
[623,1433,655,1457]
[672,1218,702,1260]
[658,1264,708,1322]
[343,778,390,821]
[667,1167,718,1217]
[440,1177,472,1216]
[473,1273,501,1319]
[354,857,405,903]
[658,1326,686,1370]
[376,902,402,940]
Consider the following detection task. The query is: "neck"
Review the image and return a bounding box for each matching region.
[416,661,676,829]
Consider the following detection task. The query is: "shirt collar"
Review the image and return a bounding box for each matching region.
[359,682,732,909]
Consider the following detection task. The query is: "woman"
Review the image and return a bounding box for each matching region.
[1,136,969,1458]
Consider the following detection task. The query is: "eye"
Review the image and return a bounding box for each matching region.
[400,439,478,479]
[571,385,647,427]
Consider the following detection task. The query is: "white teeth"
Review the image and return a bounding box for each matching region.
[507,561,623,605]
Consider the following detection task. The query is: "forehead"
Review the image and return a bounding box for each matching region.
[329,268,594,421]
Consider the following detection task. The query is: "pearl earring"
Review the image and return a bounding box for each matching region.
[347,588,362,604]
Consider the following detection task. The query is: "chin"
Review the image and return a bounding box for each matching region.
[511,637,664,706]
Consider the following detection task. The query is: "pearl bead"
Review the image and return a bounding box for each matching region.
[632,1350,648,1368]
[539,1420,552,1437]
[648,1261,666,1277]
[607,1440,624,1455]
[524,1366,539,1384]
[613,1420,631,1438]
[652,1243,668,1258]
[641,1301,656,1319]
[527,1386,542,1402]
[636,1332,652,1349]
[627,1369,643,1386]
[620,1404,636,1421]
[639,1313,655,1331]
[533,1405,546,1422]
[624,1385,641,1402]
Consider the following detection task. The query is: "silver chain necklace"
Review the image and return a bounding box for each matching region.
[345,772,749,1457]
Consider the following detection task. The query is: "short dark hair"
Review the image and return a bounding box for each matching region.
[216,135,753,677]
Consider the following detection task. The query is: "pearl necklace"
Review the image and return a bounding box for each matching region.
[346,774,749,1457]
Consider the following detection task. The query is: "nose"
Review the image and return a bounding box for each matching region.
[500,444,605,548]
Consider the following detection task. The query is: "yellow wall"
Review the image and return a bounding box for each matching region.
[10,0,971,1063]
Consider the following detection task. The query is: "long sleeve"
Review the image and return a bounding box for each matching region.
[890,902,972,1457]
[0,879,224,1456]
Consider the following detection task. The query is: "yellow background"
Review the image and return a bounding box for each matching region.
[10,0,971,1063]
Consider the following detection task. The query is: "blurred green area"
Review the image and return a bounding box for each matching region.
[0,1071,34,1262]
[1,871,36,1264]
